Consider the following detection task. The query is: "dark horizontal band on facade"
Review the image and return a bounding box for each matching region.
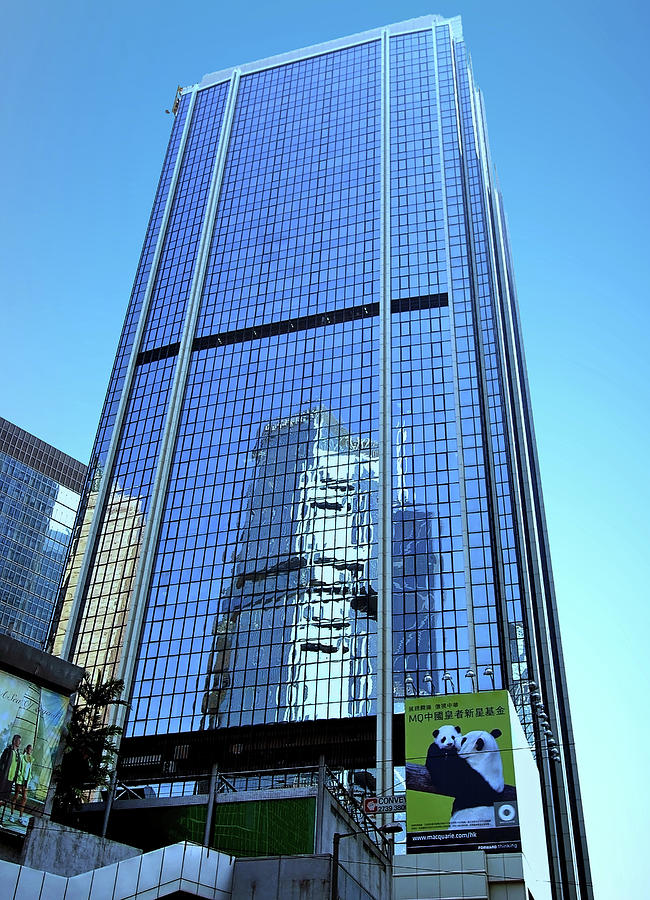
[392,292,448,314]
[136,342,182,364]
[116,712,409,779]
[0,416,87,494]
[135,293,448,366]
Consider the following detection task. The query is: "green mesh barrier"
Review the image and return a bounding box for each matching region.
[102,796,315,857]
[211,797,316,857]
[105,803,207,851]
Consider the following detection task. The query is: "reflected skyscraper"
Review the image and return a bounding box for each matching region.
[55,15,591,898]
[53,476,145,675]
[392,504,438,698]
[201,409,378,727]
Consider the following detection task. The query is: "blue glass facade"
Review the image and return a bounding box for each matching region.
[0,417,85,648]
[55,16,590,899]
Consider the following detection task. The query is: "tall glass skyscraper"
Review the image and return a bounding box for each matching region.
[53,15,591,898]
[0,416,86,648]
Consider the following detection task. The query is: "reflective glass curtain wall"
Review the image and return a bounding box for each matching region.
[0,417,86,648]
[54,16,591,900]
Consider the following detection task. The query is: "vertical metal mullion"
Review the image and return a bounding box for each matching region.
[111,70,241,735]
[474,89,542,695]
[432,24,478,683]
[452,44,512,688]
[376,27,393,802]
[60,89,198,661]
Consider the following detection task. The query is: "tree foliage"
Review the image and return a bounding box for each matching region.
[52,673,126,822]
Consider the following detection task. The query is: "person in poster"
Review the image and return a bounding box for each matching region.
[9,743,34,825]
[0,734,22,824]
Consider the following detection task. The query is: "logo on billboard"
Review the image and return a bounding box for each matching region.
[404,689,521,854]
[494,800,518,825]
[364,795,406,815]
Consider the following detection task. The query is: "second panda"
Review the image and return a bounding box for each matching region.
[448,728,515,828]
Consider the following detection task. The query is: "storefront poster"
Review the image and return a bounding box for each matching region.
[0,670,69,836]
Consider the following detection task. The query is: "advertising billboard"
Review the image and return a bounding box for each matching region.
[405,689,520,854]
[0,670,70,837]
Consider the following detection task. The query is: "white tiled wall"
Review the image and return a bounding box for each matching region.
[0,842,234,900]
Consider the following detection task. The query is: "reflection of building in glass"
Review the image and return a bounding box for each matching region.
[52,352,175,677]
[52,478,145,680]
[56,17,591,897]
[201,410,378,728]
[0,417,86,648]
[392,505,438,699]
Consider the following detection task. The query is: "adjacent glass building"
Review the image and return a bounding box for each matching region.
[0,416,86,648]
[53,15,591,898]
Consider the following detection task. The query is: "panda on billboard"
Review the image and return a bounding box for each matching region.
[416,725,516,828]
[450,728,516,828]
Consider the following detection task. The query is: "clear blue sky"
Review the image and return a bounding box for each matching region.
[1,2,648,896]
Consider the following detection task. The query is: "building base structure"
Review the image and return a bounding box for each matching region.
[0,763,550,899]
[1,771,392,900]
[395,851,544,900]
[0,845,548,900]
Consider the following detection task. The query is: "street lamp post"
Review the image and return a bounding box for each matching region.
[330,823,402,900]
[331,830,354,900]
